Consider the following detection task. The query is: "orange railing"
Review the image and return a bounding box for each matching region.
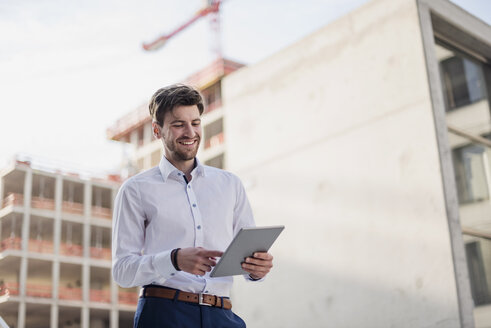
[60,243,83,257]
[0,281,19,296]
[90,289,111,303]
[2,193,23,208]
[90,247,111,260]
[62,201,84,215]
[1,237,22,251]
[31,196,55,211]
[26,283,52,298]
[3,193,56,211]
[118,291,139,305]
[28,239,54,254]
[92,206,112,219]
[204,132,224,149]
[59,286,82,300]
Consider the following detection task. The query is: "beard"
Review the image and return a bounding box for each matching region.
[164,136,201,162]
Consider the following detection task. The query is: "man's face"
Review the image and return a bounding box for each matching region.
[158,105,202,163]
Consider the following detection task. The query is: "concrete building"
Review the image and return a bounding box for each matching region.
[222,0,491,327]
[107,0,491,327]
[0,157,136,328]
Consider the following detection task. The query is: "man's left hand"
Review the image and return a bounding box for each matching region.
[241,252,273,280]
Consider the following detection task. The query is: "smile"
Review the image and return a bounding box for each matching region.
[179,140,196,145]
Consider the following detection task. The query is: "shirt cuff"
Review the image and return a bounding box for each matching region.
[153,250,179,279]
[244,274,265,282]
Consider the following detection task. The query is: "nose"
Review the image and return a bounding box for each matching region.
[183,123,196,137]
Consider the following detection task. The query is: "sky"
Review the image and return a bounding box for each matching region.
[0,0,490,176]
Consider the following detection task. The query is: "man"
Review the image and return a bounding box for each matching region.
[112,84,274,328]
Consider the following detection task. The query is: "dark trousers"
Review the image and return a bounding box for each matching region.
[134,295,246,328]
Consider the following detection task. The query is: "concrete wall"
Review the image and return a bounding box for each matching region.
[223,0,461,326]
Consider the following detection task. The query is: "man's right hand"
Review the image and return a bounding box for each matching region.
[176,247,223,276]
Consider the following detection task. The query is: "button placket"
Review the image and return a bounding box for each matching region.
[186,183,203,247]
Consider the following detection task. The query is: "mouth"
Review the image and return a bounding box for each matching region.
[178,139,198,147]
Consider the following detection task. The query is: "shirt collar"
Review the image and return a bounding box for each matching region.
[159,156,206,182]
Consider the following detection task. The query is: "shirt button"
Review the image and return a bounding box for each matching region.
[197,225,201,230]
[205,290,209,293]
[177,173,181,176]
[188,185,191,189]
[171,273,175,276]
[192,204,196,207]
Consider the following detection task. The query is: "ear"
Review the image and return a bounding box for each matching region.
[152,121,162,139]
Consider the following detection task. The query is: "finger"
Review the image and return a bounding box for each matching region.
[245,257,272,267]
[202,258,218,267]
[200,250,224,258]
[252,252,273,260]
[194,267,208,275]
[242,262,270,274]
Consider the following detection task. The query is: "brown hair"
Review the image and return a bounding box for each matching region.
[149,84,204,127]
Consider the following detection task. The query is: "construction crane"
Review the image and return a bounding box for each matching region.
[142,0,222,58]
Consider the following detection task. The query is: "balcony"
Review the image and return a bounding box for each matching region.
[31,196,55,211]
[1,193,57,212]
[62,201,84,215]
[59,286,82,301]
[204,132,224,149]
[0,281,19,297]
[90,247,111,261]
[60,243,83,257]
[0,237,22,252]
[26,283,52,298]
[90,289,111,303]
[2,193,23,208]
[92,206,112,220]
[28,239,54,254]
[118,290,139,306]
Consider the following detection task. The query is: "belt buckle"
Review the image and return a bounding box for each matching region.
[198,293,211,306]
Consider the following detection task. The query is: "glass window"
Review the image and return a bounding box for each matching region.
[465,240,491,306]
[452,144,490,204]
[439,53,486,111]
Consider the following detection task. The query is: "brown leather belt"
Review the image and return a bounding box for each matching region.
[140,286,232,310]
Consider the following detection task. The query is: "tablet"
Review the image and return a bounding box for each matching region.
[210,225,285,278]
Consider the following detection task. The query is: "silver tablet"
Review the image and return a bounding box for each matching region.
[210,225,285,278]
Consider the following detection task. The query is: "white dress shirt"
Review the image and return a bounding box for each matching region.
[112,156,256,297]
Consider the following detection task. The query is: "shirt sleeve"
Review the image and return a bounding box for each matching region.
[111,179,178,288]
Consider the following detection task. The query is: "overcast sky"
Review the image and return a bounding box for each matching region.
[0,0,490,175]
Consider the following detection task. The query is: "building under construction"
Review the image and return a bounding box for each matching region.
[0,157,136,327]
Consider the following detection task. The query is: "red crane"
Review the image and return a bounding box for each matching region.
[142,0,222,57]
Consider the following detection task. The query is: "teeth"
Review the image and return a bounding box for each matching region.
[181,141,194,145]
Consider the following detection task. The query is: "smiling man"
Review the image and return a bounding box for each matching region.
[112,84,274,328]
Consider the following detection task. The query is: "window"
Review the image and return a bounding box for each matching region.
[452,144,490,204]
[204,118,224,149]
[439,51,486,111]
[465,241,491,306]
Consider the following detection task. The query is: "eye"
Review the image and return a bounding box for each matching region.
[192,122,201,126]
[173,124,183,128]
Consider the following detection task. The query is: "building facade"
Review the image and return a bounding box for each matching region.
[222,0,491,327]
[0,157,136,328]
